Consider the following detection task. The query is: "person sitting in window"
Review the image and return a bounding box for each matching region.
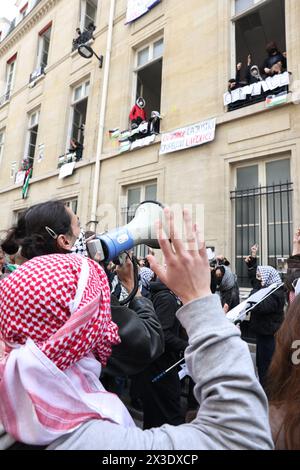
[129,97,147,128]
[262,41,287,77]
[81,22,96,44]
[72,28,82,50]
[69,139,83,161]
[148,111,161,135]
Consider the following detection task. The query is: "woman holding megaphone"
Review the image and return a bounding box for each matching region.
[0,202,273,450]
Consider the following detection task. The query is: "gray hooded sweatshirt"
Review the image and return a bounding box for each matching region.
[48,295,273,451]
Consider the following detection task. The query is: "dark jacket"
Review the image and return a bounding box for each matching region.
[285,254,300,294]
[216,266,240,310]
[150,280,188,367]
[103,294,164,377]
[246,258,285,336]
[262,52,287,74]
[246,65,262,84]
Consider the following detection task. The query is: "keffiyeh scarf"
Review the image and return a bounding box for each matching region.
[0,254,134,445]
[257,265,282,288]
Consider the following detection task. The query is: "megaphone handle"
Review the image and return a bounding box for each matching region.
[119,254,140,306]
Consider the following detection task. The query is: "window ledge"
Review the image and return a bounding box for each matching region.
[217,93,292,126]
[102,134,162,161]
[0,98,10,110]
[28,72,46,88]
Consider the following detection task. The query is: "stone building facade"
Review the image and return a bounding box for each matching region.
[0,0,299,285]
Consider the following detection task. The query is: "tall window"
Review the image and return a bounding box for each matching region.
[38,23,52,70]
[123,181,157,258]
[80,0,97,30]
[231,158,293,286]
[232,0,286,71]
[4,54,17,101]
[134,37,164,118]
[24,110,40,167]
[68,80,90,154]
[0,130,5,166]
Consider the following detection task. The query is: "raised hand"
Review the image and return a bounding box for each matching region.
[147,208,211,305]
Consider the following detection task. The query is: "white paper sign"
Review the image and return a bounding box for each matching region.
[280,71,290,86]
[252,82,262,96]
[231,88,241,102]
[160,118,216,155]
[59,162,76,179]
[15,170,26,185]
[223,92,232,106]
[243,85,253,95]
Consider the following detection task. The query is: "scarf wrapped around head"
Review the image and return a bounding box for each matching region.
[0,253,119,369]
[219,266,237,291]
[257,265,282,288]
[0,254,134,445]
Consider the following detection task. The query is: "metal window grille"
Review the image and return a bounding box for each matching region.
[230,181,293,286]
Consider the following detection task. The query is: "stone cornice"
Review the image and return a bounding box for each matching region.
[0,0,61,57]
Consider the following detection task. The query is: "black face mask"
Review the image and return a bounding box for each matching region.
[270,48,278,55]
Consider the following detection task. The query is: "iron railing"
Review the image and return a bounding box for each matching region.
[29,65,45,83]
[227,85,289,112]
[72,29,95,52]
[230,182,293,286]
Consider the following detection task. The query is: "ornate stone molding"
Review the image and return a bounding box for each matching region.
[0,0,61,57]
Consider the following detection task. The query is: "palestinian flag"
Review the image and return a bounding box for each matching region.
[22,167,33,199]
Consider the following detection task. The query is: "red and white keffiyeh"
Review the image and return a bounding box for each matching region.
[0,254,135,445]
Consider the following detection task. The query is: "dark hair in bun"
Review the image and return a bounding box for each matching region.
[1,201,73,260]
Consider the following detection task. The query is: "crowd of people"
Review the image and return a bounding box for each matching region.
[227,41,288,110]
[0,200,299,450]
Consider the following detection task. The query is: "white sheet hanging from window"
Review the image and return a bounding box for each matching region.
[126,0,161,24]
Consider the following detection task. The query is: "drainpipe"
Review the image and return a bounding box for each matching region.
[90,0,116,231]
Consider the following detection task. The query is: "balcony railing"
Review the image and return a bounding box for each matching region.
[224,71,290,112]
[29,66,45,83]
[72,29,95,52]
[57,151,84,169]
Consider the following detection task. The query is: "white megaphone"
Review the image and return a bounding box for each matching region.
[87,201,165,262]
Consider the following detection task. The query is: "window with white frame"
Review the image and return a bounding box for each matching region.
[37,23,52,70]
[4,55,17,102]
[232,0,286,73]
[68,80,90,154]
[64,198,78,215]
[231,157,293,287]
[0,130,5,166]
[24,110,40,167]
[80,0,98,30]
[123,181,157,258]
[134,37,164,119]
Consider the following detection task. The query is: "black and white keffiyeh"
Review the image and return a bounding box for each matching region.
[71,229,88,257]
